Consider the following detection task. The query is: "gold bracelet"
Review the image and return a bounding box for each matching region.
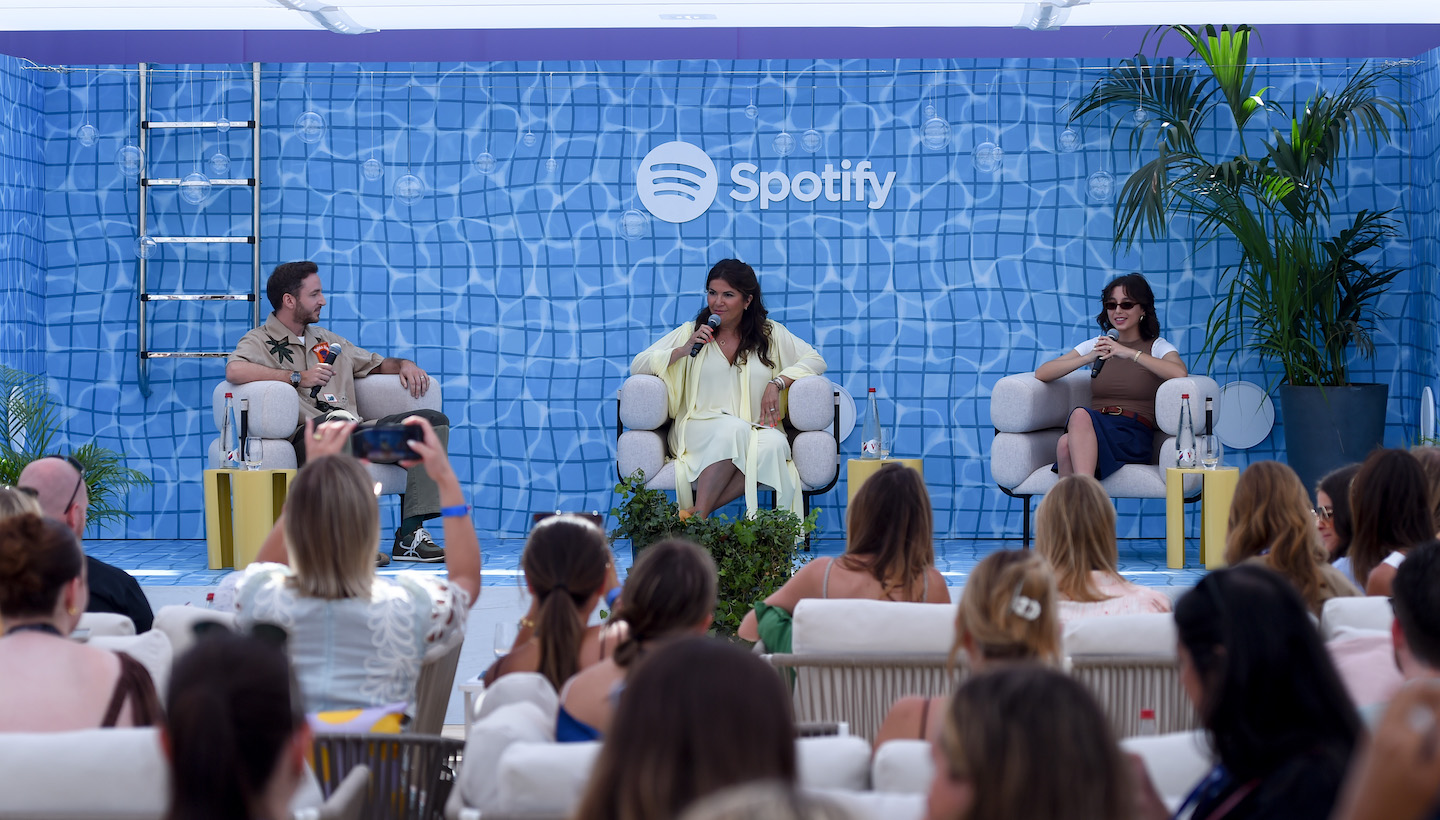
[1133,350,1142,362]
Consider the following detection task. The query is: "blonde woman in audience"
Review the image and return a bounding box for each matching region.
[739,463,948,648]
[1223,461,1359,616]
[557,539,716,740]
[926,665,1129,820]
[1036,475,1170,621]
[486,513,619,691]
[0,485,42,632]
[1349,448,1435,596]
[0,513,161,730]
[574,637,797,820]
[873,550,1059,749]
[232,417,479,712]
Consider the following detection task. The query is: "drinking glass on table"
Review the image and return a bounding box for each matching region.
[494,622,517,658]
[1199,434,1223,469]
[244,437,264,471]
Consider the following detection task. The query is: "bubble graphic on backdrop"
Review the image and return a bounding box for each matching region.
[115,144,144,177]
[361,158,384,181]
[474,152,496,174]
[522,131,538,148]
[216,117,231,133]
[1087,170,1115,202]
[1133,106,1150,125]
[801,129,823,153]
[394,173,425,205]
[924,104,937,119]
[295,111,325,144]
[208,152,231,176]
[545,157,559,172]
[134,236,158,259]
[744,104,759,120]
[973,141,1003,172]
[1058,128,1081,153]
[76,123,98,147]
[922,117,951,150]
[179,172,212,204]
[773,131,795,157]
[619,209,649,240]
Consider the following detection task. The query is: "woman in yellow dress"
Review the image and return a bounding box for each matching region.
[631,259,826,519]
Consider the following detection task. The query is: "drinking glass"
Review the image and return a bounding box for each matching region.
[493,622,517,659]
[243,437,264,471]
[1199,434,1223,469]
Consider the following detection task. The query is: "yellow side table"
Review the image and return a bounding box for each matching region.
[203,469,296,570]
[1165,466,1240,570]
[847,458,924,505]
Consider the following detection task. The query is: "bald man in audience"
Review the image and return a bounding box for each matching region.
[17,456,153,633]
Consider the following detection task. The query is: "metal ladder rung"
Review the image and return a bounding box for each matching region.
[143,178,256,187]
[141,352,232,359]
[141,294,255,302]
[142,120,257,129]
[150,236,256,244]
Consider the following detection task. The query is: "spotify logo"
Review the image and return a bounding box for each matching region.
[636,141,720,224]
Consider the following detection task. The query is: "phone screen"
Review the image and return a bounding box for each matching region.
[350,425,423,464]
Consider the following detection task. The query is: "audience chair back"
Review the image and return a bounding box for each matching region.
[411,637,464,736]
[313,733,463,820]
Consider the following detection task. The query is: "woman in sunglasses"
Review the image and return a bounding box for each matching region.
[1035,273,1188,479]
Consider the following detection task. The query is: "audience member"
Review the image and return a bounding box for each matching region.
[0,513,161,730]
[18,455,153,632]
[1316,463,1363,587]
[1351,448,1435,596]
[926,664,1130,820]
[0,486,41,632]
[874,550,1059,748]
[1329,681,1440,820]
[1146,565,1361,820]
[486,512,619,691]
[163,630,311,820]
[1390,540,1440,687]
[1410,445,1440,534]
[1223,461,1359,615]
[739,463,949,647]
[678,782,855,820]
[1036,475,1170,620]
[574,637,796,820]
[558,538,716,740]
[231,417,479,712]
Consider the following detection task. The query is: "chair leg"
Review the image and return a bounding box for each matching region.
[1022,496,1032,549]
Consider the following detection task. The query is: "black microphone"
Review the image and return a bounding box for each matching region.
[1090,329,1118,379]
[690,314,722,358]
[310,343,341,398]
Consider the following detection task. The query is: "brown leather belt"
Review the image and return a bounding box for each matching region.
[1097,406,1155,430]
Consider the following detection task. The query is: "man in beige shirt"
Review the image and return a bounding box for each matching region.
[226,261,449,564]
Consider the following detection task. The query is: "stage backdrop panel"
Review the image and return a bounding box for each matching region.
[1,54,1431,539]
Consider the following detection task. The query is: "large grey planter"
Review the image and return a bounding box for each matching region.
[1279,383,1389,497]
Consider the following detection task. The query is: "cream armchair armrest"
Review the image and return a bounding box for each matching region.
[991,371,1093,433]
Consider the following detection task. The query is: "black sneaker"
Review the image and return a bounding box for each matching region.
[392,526,445,562]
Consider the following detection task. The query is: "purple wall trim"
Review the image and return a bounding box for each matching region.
[2,24,1439,66]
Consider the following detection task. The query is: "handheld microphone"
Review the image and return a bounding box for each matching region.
[690,314,722,358]
[310,342,342,398]
[1090,329,1118,379]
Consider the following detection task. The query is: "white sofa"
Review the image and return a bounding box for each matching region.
[616,373,841,515]
[208,374,443,496]
[990,371,1220,544]
[1121,730,1213,813]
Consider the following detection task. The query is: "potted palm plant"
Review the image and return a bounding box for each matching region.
[1071,24,1407,492]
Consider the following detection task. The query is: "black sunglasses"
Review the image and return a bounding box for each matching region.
[46,455,86,515]
[1103,300,1139,311]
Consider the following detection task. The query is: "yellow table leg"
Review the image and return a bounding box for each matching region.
[1201,468,1240,569]
[203,469,234,570]
[1165,468,1185,569]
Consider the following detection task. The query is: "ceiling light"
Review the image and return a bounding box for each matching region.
[660,14,718,21]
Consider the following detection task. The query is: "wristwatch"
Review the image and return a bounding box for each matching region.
[290,371,301,387]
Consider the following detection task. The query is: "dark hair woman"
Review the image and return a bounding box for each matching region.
[1165,565,1361,820]
[163,630,311,820]
[1316,463,1363,587]
[0,513,161,730]
[486,514,619,691]
[1350,448,1436,596]
[630,258,827,520]
[1035,272,1188,480]
[557,539,717,740]
[574,637,797,820]
[739,463,948,645]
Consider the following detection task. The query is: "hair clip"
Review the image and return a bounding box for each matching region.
[1010,580,1042,622]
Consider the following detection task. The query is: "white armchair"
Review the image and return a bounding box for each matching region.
[990,370,1220,544]
[615,374,841,517]
[208,375,443,495]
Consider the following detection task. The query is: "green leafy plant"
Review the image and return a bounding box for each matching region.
[1071,24,1407,387]
[610,470,818,635]
[0,365,153,530]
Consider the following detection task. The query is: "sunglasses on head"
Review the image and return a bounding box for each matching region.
[1104,300,1139,311]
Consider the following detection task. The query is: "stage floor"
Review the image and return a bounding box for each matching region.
[89,536,1211,589]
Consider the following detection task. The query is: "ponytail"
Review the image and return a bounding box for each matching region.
[535,586,588,690]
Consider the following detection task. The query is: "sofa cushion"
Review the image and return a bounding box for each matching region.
[90,629,174,701]
[792,599,955,654]
[1119,730,1212,813]
[1320,596,1394,641]
[495,741,602,815]
[618,374,669,431]
[617,429,667,485]
[1063,613,1177,658]
[152,605,237,659]
[871,739,933,794]
[806,788,927,820]
[793,430,838,490]
[213,380,301,439]
[0,728,168,819]
[354,373,443,420]
[458,702,555,811]
[798,735,871,790]
[76,612,136,638]
[787,376,836,432]
[474,671,559,725]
